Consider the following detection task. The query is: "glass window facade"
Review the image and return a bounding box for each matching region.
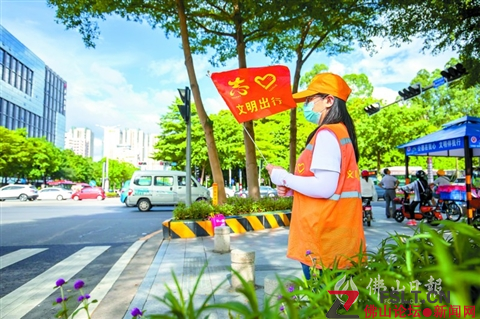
[1,48,33,96]
[0,98,43,137]
[0,25,67,148]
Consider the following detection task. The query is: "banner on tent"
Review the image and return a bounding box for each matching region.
[405,138,464,155]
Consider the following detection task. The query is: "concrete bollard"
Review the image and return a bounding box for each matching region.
[231,249,255,289]
[264,274,299,309]
[213,226,231,253]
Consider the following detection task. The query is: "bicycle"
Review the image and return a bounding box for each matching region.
[433,199,463,222]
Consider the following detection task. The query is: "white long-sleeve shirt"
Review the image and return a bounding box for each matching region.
[270,130,340,198]
[361,178,377,198]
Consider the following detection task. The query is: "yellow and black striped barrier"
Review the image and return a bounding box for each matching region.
[162,210,292,239]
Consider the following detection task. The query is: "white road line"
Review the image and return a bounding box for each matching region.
[71,240,145,319]
[0,246,110,319]
[0,248,48,270]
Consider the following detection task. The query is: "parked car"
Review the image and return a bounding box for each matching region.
[235,186,278,198]
[374,184,385,201]
[120,180,131,206]
[0,184,38,201]
[208,186,236,198]
[126,170,210,212]
[37,187,72,201]
[72,186,106,201]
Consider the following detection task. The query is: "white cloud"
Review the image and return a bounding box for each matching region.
[372,87,398,103]
[203,97,228,115]
[148,58,188,84]
[328,60,347,76]
[351,37,456,86]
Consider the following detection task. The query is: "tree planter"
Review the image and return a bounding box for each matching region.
[162,210,292,239]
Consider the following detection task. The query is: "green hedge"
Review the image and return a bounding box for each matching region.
[172,196,293,220]
[106,192,119,198]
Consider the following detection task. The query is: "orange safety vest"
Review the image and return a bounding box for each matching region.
[287,123,366,269]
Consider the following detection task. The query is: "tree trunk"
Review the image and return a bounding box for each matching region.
[176,0,226,203]
[233,2,259,200]
[376,152,381,173]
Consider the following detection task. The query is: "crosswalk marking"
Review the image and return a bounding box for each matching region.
[0,248,48,270]
[0,246,110,319]
[71,241,145,319]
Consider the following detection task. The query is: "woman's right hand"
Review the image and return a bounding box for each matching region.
[277,186,291,197]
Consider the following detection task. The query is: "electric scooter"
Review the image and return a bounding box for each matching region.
[362,199,373,227]
[393,189,443,225]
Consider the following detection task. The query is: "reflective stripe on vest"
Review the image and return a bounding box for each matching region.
[329,191,362,201]
[306,138,350,151]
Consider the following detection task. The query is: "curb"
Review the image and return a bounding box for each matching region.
[162,211,292,239]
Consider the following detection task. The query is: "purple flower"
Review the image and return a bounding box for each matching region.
[56,297,63,304]
[85,294,90,299]
[78,295,84,302]
[74,280,84,290]
[280,305,285,312]
[56,278,66,287]
[277,295,283,300]
[288,285,294,293]
[306,250,312,256]
[131,308,143,317]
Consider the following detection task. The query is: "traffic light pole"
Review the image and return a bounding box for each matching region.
[186,102,192,207]
[178,87,192,207]
[364,63,467,116]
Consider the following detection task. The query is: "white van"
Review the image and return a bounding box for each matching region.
[126,170,210,212]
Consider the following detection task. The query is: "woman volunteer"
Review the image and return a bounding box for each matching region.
[266,72,366,279]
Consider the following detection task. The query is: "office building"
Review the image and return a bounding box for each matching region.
[0,25,67,148]
[65,127,94,158]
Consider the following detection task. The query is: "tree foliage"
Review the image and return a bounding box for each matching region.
[0,127,136,187]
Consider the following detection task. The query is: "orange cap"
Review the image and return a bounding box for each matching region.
[292,72,352,102]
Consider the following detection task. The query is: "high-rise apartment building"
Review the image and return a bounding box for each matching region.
[100,127,158,167]
[64,127,94,158]
[0,25,67,148]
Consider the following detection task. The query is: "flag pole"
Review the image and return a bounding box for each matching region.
[242,125,269,165]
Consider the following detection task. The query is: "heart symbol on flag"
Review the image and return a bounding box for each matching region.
[254,74,276,90]
[297,163,305,173]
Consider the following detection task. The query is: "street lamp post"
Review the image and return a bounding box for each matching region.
[177,87,192,207]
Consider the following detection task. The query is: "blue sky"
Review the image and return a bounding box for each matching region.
[1,0,456,157]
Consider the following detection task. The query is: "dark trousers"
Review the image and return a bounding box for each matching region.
[409,201,420,219]
[384,189,397,217]
[302,262,324,280]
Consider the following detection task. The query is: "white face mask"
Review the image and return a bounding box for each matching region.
[303,101,321,125]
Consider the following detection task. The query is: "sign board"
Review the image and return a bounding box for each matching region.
[433,77,446,88]
[405,138,464,155]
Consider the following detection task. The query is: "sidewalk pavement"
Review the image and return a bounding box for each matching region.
[123,206,417,318]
